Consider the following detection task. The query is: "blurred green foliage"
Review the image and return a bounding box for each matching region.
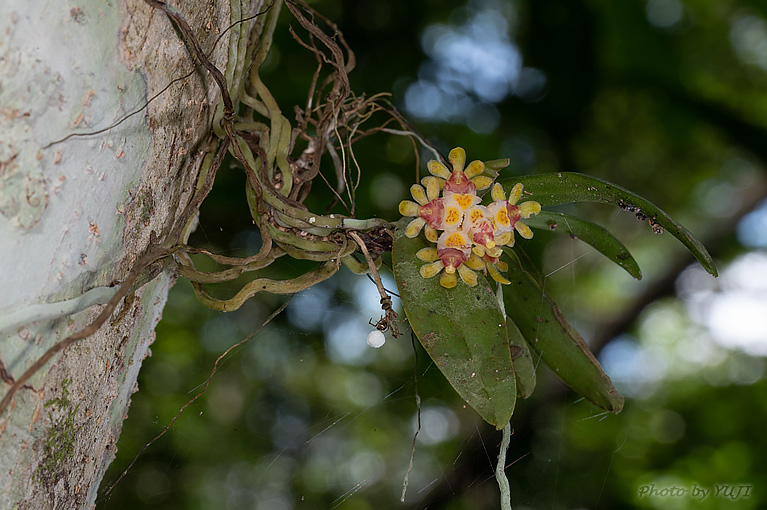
[101,0,767,508]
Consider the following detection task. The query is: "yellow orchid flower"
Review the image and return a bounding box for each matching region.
[400,148,541,289]
[415,230,477,288]
[488,182,541,247]
[423,147,493,191]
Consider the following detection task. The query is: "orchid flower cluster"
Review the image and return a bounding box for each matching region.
[399,147,541,289]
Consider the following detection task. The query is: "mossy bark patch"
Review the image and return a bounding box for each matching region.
[36,380,83,486]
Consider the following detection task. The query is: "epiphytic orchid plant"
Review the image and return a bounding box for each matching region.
[2,0,716,434]
[391,148,718,429]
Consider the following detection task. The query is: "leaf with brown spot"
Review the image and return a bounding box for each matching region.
[392,218,516,428]
[502,172,717,277]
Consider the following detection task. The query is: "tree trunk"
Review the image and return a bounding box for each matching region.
[0,0,258,506]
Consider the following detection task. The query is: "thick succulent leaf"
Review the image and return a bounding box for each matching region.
[495,283,536,398]
[504,172,718,277]
[507,318,537,399]
[502,249,625,413]
[525,211,642,280]
[392,218,516,429]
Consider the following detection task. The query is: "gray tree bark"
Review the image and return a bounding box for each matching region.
[0,0,257,507]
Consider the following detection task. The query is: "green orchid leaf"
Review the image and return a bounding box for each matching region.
[495,282,536,399]
[525,211,642,280]
[502,248,625,413]
[392,218,516,429]
[507,317,537,399]
[503,172,718,277]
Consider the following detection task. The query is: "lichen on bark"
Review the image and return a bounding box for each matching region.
[35,379,81,486]
[0,0,260,507]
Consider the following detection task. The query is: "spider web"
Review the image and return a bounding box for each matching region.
[99,210,634,510]
[104,198,767,509]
